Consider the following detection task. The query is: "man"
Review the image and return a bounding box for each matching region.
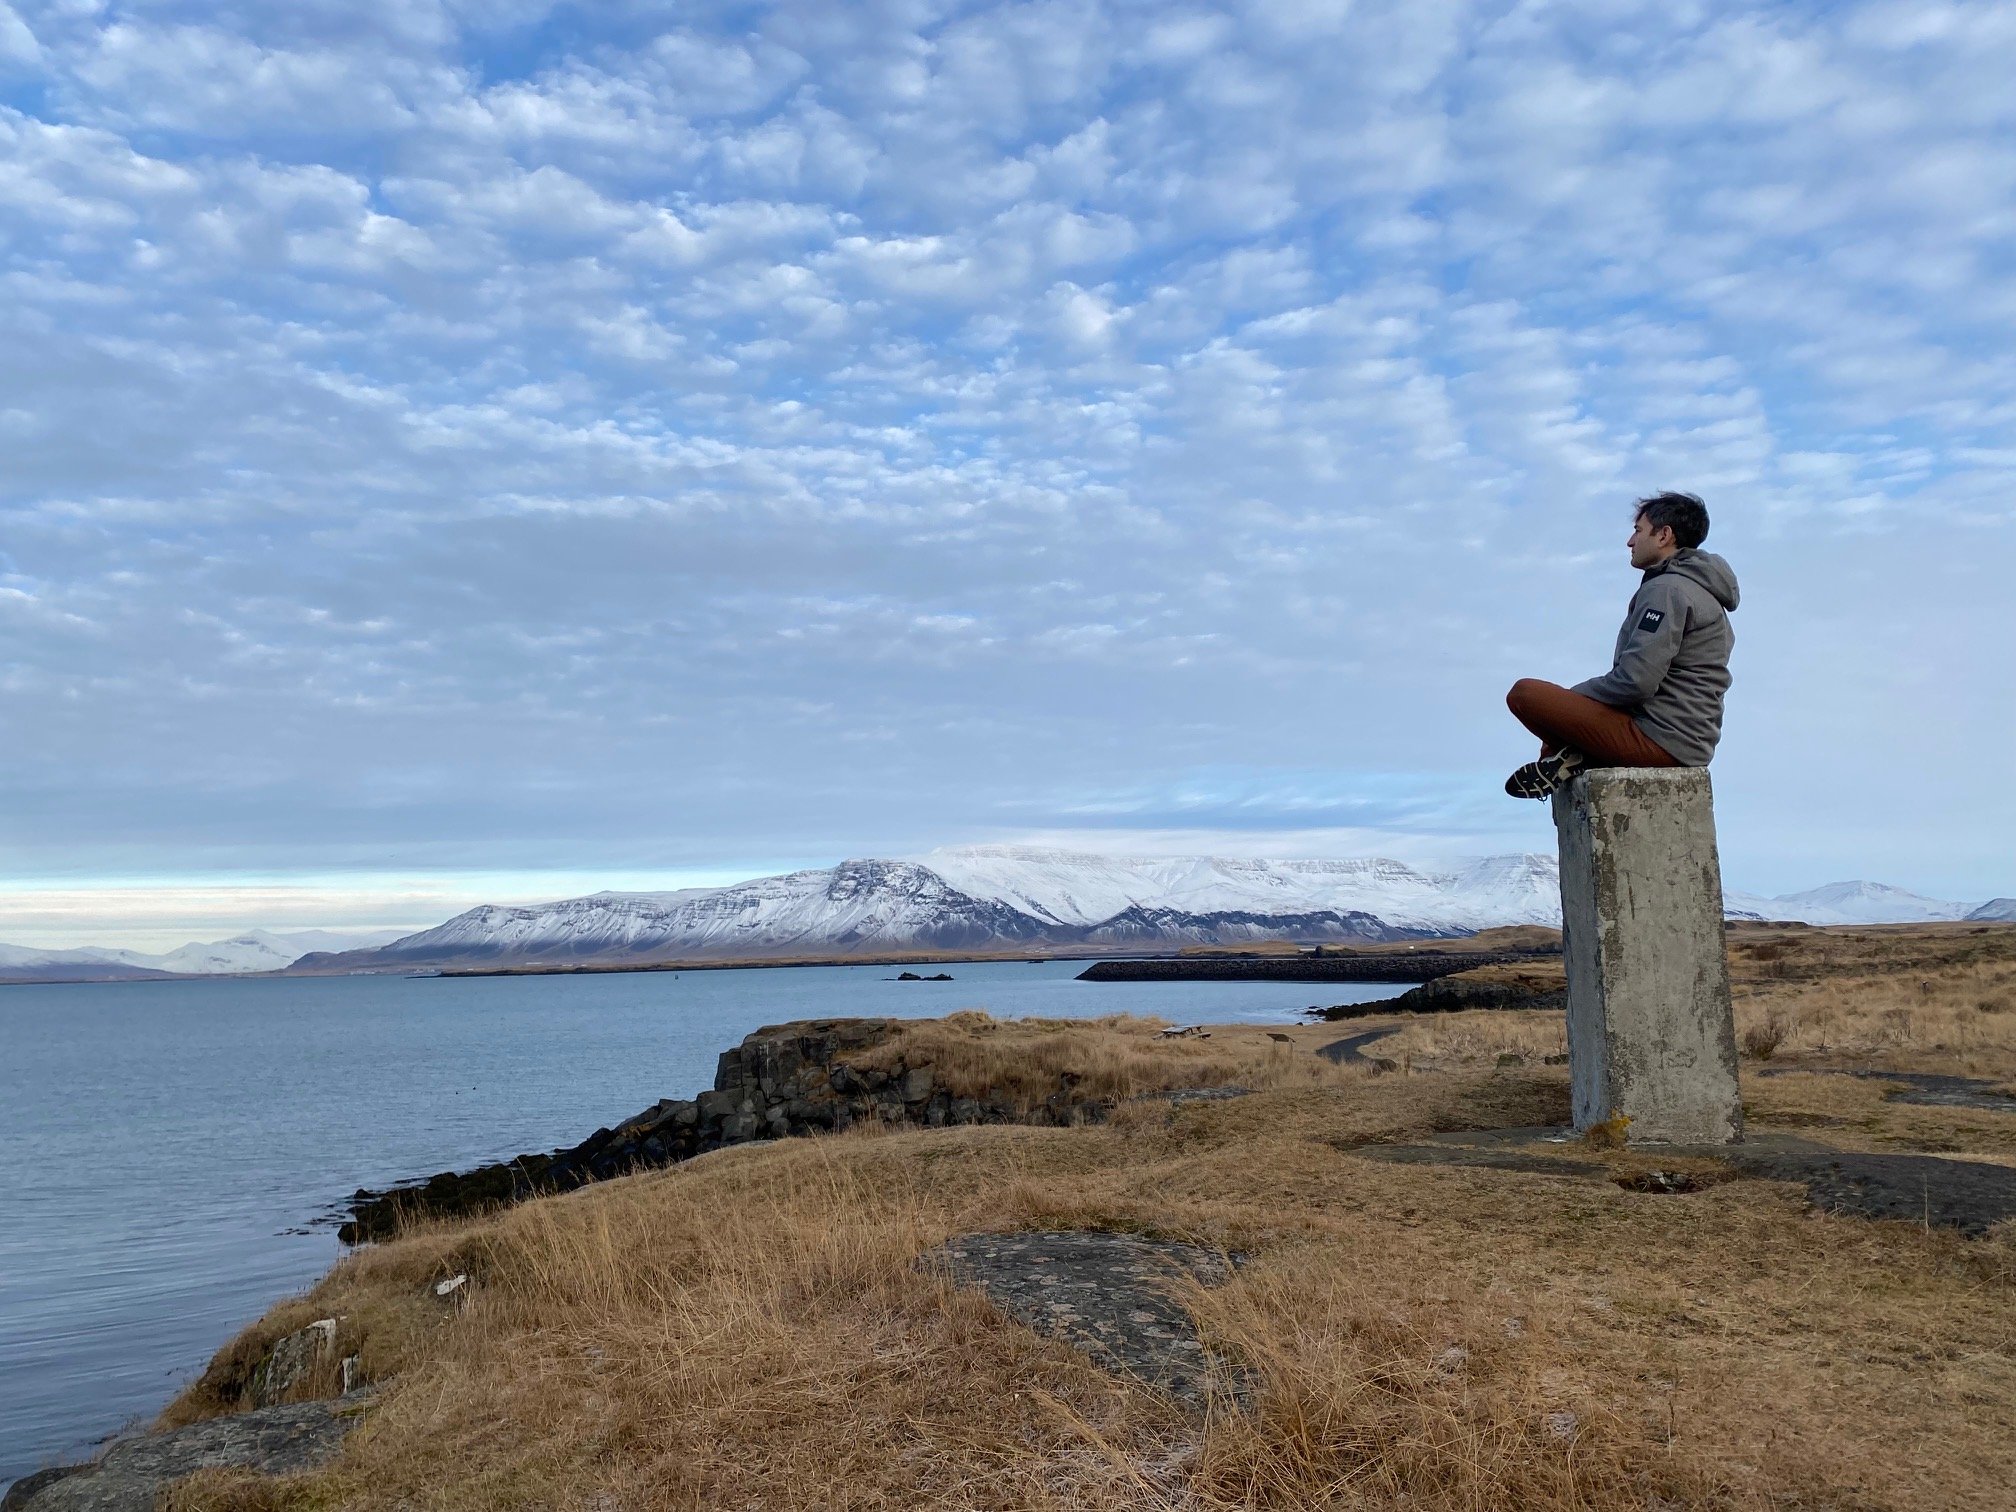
[1504,492,1739,799]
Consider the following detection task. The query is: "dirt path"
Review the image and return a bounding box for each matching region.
[1318,1025,1402,1066]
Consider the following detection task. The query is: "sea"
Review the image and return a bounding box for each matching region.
[0,959,1408,1492]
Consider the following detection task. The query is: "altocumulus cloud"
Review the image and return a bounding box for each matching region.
[1,0,2012,942]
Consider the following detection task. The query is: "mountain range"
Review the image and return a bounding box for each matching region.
[0,928,408,984]
[287,846,2003,975]
[5,850,2007,983]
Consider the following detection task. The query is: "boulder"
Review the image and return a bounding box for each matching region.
[6,1397,371,1512]
[249,1319,336,1408]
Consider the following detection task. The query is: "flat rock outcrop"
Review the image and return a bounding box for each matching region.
[1735,1149,2016,1235]
[3,1398,371,1512]
[925,1231,1245,1411]
[1342,1127,2016,1237]
[344,1018,1100,1242]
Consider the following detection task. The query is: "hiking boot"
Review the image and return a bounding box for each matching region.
[1504,748,1586,800]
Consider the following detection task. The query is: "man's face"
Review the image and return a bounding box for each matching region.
[1628,512,1678,569]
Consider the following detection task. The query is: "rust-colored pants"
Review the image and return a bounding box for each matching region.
[1506,679,1679,767]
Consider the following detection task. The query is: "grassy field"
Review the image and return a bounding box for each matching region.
[161,924,2016,1511]
[1383,921,2016,1079]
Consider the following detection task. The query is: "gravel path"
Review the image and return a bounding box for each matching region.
[1318,1025,1402,1065]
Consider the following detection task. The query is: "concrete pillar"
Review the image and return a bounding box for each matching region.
[1552,768,1742,1145]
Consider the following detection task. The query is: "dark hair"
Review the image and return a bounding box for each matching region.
[1634,491,1709,549]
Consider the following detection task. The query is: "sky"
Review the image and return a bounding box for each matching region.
[2,0,2013,950]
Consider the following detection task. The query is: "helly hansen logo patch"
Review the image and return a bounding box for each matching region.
[1638,608,1666,633]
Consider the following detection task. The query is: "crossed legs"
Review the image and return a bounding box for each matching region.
[1506,679,1679,767]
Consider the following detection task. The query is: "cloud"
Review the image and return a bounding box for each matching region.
[0,3,40,69]
[1,0,2013,946]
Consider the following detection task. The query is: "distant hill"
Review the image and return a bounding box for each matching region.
[0,956,181,984]
[0,928,409,985]
[1721,880,1976,926]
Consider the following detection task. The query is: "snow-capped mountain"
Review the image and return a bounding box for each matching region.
[145,928,411,975]
[298,848,1560,972]
[1968,899,2016,922]
[291,860,1060,970]
[0,928,411,983]
[921,846,1562,934]
[1722,881,1976,926]
[292,848,2016,974]
[0,943,181,983]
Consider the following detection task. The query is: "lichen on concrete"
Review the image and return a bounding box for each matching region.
[1553,768,1742,1144]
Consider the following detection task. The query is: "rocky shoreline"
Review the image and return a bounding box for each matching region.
[348,961,1568,1240]
[343,1017,1106,1243]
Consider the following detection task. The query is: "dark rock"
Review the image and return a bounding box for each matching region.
[2,1469,83,1512]
[1732,1150,2016,1236]
[1756,1066,2016,1113]
[9,1397,371,1512]
[1331,972,1566,1021]
[1342,1126,2016,1238]
[341,1018,1113,1242]
[924,1231,1246,1411]
[1860,1071,2016,1113]
[248,1319,336,1408]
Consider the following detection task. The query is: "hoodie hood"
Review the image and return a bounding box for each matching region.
[1656,548,1740,611]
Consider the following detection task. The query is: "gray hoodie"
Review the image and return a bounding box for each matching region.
[1571,548,1740,767]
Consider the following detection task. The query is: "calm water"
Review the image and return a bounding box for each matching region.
[0,961,1403,1489]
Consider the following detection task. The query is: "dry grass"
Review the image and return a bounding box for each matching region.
[1383,923,2016,1078]
[158,964,2016,1512]
[1740,1012,1791,1061]
[842,1011,1358,1108]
